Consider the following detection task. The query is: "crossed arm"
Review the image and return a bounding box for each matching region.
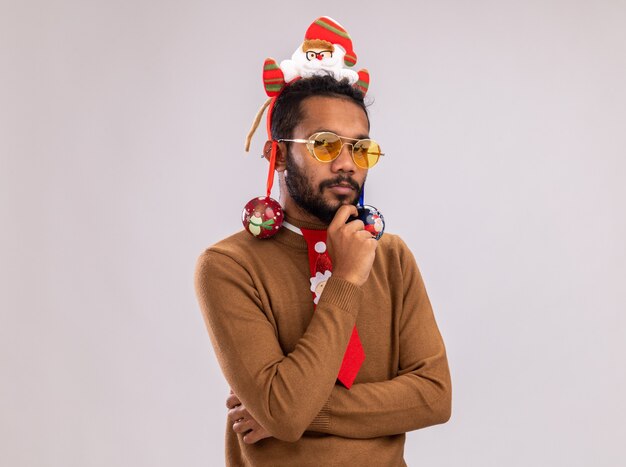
[195,249,365,442]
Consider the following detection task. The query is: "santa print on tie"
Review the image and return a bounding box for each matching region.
[300,228,365,389]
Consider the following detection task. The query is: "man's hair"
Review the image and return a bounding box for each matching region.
[270,74,369,141]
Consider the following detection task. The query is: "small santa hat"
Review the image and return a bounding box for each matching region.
[314,241,332,272]
[304,17,357,67]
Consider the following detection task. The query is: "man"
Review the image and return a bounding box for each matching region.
[194,74,451,466]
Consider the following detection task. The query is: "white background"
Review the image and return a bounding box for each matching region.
[2,0,625,465]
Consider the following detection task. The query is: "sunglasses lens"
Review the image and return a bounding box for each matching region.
[310,132,342,162]
[353,140,382,168]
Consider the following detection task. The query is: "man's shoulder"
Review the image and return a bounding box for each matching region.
[377,231,411,255]
[206,229,254,253]
[373,231,421,275]
[196,230,256,265]
[195,228,288,272]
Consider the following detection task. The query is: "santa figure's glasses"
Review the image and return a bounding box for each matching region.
[278,132,384,169]
[306,50,333,61]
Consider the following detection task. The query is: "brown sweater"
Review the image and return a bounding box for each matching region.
[194,215,451,466]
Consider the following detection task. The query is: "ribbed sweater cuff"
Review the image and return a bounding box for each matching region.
[308,399,331,430]
[318,276,363,317]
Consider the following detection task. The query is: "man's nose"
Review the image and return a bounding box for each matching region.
[331,143,356,173]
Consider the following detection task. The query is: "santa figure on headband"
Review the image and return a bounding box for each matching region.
[263,16,370,97]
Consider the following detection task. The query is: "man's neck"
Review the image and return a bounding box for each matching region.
[280,193,329,227]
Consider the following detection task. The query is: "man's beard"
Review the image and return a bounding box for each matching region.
[285,152,364,224]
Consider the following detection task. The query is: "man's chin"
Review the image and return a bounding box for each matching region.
[326,195,358,209]
[323,189,358,204]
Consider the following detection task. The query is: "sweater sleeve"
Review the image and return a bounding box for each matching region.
[194,248,364,443]
[306,238,452,438]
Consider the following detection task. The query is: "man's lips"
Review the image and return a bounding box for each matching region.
[328,184,355,195]
[320,178,360,193]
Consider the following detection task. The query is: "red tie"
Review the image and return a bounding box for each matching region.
[301,228,365,389]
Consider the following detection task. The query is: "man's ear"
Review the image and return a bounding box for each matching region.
[263,140,287,172]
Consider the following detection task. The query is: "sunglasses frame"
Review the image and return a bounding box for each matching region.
[277,131,385,169]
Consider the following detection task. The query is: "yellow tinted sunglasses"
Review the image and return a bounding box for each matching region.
[278,131,384,169]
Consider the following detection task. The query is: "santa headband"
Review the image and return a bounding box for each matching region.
[244,16,371,152]
[241,16,374,239]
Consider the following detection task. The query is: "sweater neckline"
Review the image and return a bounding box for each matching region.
[282,221,303,236]
[273,213,328,250]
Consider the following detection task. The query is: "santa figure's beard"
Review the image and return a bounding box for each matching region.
[279,44,358,84]
[293,49,343,75]
[285,152,363,224]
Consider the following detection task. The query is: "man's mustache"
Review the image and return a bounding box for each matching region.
[318,176,361,192]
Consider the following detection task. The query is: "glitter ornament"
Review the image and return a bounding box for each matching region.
[242,196,283,239]
[349,205,385,240]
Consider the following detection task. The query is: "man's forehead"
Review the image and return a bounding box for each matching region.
[296,96,370,136]
[306,127,370,140]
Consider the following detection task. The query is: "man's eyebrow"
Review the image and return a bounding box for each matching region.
[310,128,371,140]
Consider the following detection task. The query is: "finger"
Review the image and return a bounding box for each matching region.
[329,204,358,229]
[343,219,365,233]
[355,229,377,240]
[232,418,255,434]
[226,394,241,409]
[228,406,246,422]
[227,406,247,422]
[243,429,269,445]
[243,432,259,444]
[362,233,380,248]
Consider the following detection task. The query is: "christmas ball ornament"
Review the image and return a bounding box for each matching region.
[349,205,385,240]
[242,196,283,239]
